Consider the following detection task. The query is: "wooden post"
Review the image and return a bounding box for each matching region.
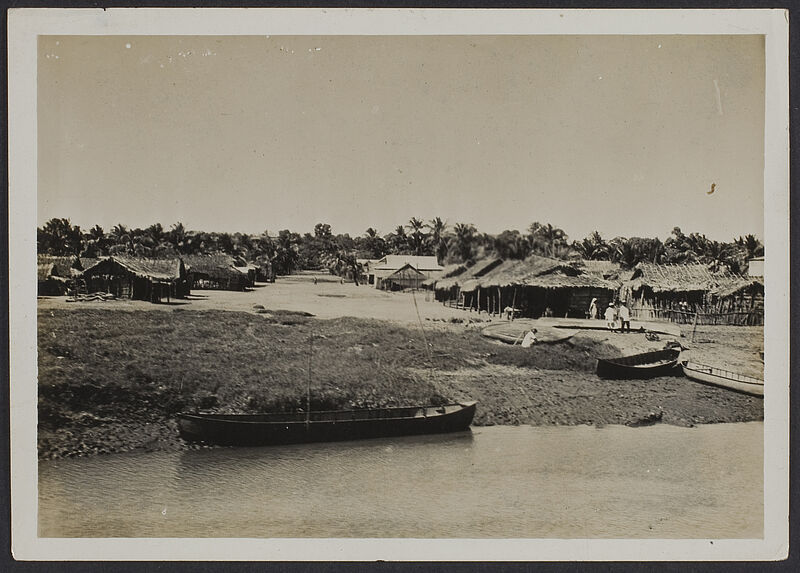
[306,335,313,429]
[511,287,517,321]
[691,311,699,343]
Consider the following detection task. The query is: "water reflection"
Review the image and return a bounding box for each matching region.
[39,424,762,539]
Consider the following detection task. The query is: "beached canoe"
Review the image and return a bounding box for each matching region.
[536,317,682,338]
[681,361,764,397]
[596,348,681,379]
[177,401,477,446]
[481,322,577,345]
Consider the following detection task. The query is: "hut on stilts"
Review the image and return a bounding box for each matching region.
[621,262,763,325]
[457,255,619,319]
[431,258,503,307]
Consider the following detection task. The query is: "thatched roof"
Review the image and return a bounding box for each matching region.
[84,256,183,281]
[37,262,56,282]
[448,255,618,292]
[577,260,633,281]
[77,257,100,272]
[433,258,503,290]
[37,255,77,277]
[182,254,237,273]
[628,263,743,294]
[708,277,764,299]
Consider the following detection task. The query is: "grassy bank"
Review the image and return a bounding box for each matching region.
[37,308,763,459]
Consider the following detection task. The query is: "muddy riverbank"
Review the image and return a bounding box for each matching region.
[36,303,764,460]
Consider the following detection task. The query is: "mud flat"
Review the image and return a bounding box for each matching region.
[36,298,763,459]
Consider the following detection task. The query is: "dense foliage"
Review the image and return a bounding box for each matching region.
[38,216,763,275]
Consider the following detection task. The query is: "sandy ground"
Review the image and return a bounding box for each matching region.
[39,273,470,323]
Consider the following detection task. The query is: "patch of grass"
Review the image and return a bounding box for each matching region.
[36,308,764,458]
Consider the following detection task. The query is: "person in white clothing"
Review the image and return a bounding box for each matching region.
[588,297,599,319]
[521,328,538,348]
[617,301,631,333]
[604,302,617,330]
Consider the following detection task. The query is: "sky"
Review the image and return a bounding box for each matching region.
[38,34,765,243]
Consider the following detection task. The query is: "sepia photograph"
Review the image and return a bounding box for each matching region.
[8,8,789,562]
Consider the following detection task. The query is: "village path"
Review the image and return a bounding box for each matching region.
[38,273,474,324]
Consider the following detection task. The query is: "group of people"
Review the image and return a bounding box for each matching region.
[588,297,631,333]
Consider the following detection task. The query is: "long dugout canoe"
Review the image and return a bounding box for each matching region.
[177,401,477,447]
[681,361,764,397]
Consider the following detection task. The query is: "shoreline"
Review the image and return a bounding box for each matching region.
[37,302,763,460]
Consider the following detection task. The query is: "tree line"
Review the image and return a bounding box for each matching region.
[37,217,763,276]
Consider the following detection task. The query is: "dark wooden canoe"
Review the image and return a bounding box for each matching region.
[681,361,764,397]
[596,348,681,379]
[177,401,477,447]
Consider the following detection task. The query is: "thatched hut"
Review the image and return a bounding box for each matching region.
[422,262,467,290]
[82,256,189,303]
[460,255,619,318]
[622,263,762,325]
[183,254,250,291]
[432,258,503,304]
[381,263,427,291]
[37,255,81,295]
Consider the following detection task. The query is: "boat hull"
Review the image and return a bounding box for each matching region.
[596,348,681,379]
[177,401,477,446]
[681,361,764,397]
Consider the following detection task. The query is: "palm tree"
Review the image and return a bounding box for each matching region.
[528,222,569,258]
[386,225,410,254]
[37,218,83,255]
[609,237,638,269]
[109,223,133,253]
[451,223,477,263]
[735,234,764,259]
[168,222,188,253]
[573,231,610,260]
[494,230,530,260]
[425,217,449,264]
[405,217,427,256]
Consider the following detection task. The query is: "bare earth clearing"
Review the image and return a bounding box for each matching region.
[37,274,764,459]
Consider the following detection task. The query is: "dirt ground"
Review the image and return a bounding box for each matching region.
[36,273,765,458]
[39,273,468,322]
[38,273,764,380]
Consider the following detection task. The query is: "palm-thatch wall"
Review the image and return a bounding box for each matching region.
[82,256,189,302]
[182,254,250,291]
[438,255,619,318]
[623,263,763,325]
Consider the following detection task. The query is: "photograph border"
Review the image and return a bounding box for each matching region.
[8,7,790,562]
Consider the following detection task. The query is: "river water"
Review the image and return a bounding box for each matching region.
[38,423,762,539]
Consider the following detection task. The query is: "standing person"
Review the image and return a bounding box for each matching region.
[588,297,599,319]
[604,302,617,330]
[504,306,514,321]
[618,301,631,333]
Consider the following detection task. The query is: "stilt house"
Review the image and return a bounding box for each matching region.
[622,262,763,325]
[459,255,619,318]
